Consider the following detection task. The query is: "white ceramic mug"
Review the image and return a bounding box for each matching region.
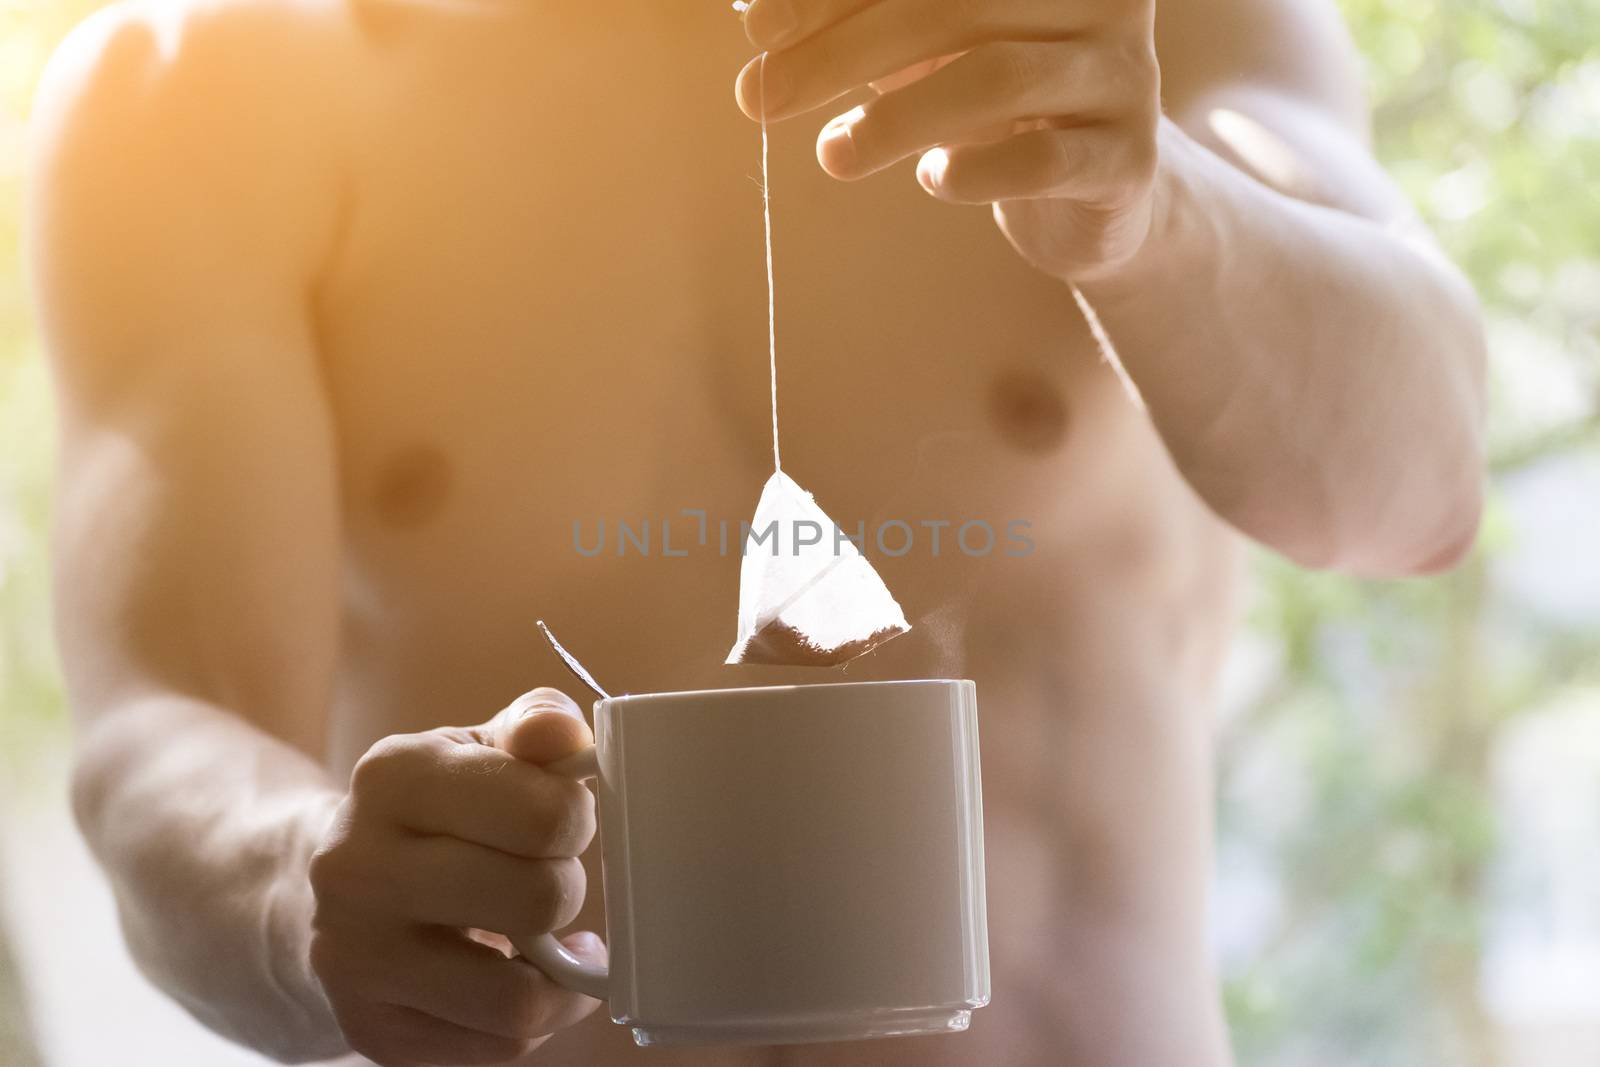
[511,678,990,1047]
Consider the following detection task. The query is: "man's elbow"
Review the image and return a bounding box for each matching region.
[67,709,126,847]
[1367,263,1488,578]
[1392,379,1488,577]
[1336,469,1485,579]
[1266,286,1488,578]
[1400,477,1484,576]
[1267,446,1485,578]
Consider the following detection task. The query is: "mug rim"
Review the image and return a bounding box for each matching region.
[599,677,973,709]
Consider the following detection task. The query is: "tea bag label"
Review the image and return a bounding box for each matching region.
[726,471,910,666]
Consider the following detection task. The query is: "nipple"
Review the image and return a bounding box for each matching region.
[989,369,1071,454]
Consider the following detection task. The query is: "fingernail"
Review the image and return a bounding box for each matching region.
[918,147,950,194]
[818,110,861,176]
[744,0,798,49]
[521,704,565,723]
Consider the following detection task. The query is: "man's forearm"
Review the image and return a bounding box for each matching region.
[72,694,347,1062]
[1080,119,1486,576]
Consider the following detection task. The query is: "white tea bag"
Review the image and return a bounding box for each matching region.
[723,55,908,667]
[726,470,910,666]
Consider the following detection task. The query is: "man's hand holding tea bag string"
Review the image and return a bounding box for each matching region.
[736,0,1485,577]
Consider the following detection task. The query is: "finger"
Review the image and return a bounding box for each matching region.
[494,687,584,734]
[916,125,1148,206]
[492,688,595,765]
[742,0,875,51]
[379,927,603,1041]
[349,732,596,858]
[736,0,1079,122]
[342,1002,538,1067]
[819,41,1120,180]
[382,838,587,933]
[444,688,595,766]
[465,926,516,956]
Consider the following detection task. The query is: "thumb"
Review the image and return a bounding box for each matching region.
[492,687,594,765]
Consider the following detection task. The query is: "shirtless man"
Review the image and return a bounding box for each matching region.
[26,0,1485,1063]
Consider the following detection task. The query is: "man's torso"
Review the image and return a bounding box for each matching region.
[292,3,1240,1062]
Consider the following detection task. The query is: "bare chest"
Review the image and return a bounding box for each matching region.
[307,28,1238,1061]
[310,6,1231,767]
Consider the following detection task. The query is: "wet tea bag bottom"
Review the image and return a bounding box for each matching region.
[726,471,910,667]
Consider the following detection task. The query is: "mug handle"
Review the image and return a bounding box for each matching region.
[509,743,611,1000]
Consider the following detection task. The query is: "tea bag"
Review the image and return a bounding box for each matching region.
[724,53,909,667]
[726,471,909,666]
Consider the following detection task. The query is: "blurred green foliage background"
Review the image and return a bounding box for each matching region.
[1,0,1597,1064]
[1215,1,1600,1063]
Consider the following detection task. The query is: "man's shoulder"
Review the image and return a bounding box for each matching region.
[32,0,363,180]
[49,0,361,95]
[26,0,375,378]
[28,0,366,294]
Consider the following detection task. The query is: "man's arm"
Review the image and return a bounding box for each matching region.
[736,0,1485,577]
[28,4,352,1057]
[28,7,603,1063]
[1088,0,1487,576]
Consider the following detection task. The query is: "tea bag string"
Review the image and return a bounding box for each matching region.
[760,53,781,473]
